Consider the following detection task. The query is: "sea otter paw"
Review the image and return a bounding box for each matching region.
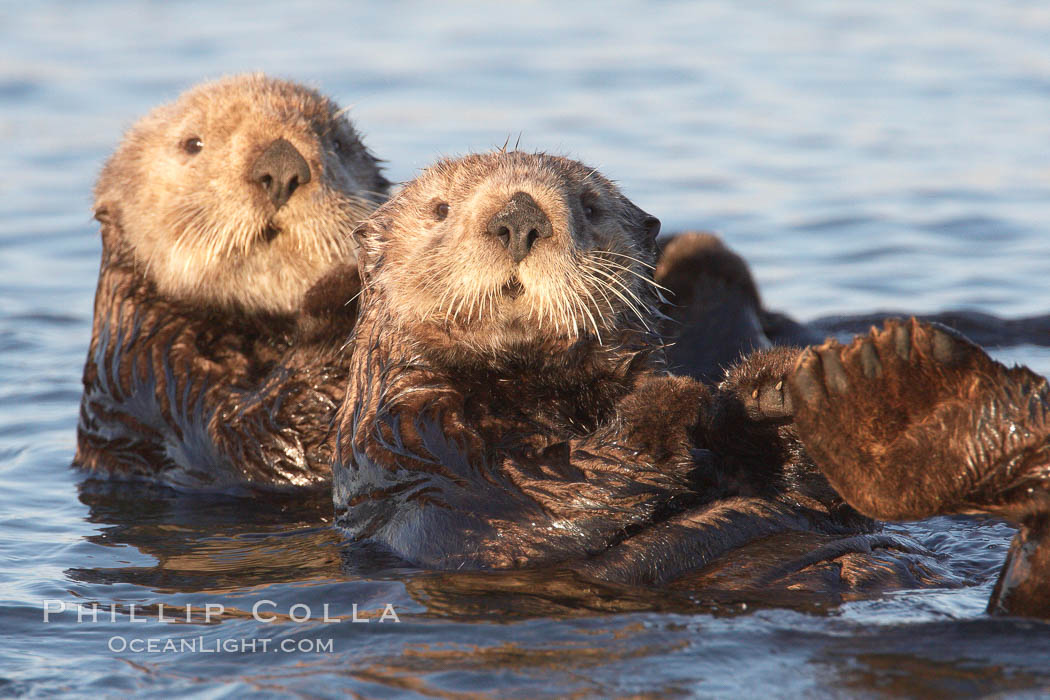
[747,376,791,419]
[791,317,990,408]
[786,318,1050,521]
[721,346,801,420]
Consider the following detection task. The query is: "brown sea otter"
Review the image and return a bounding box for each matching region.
[330,150,1050,618]
[75,74,389,491]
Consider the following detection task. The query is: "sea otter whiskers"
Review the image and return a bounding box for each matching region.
[333,151,1050,618]
[76,74,389,490]
[360,152,663,358]
[93,74,387,316]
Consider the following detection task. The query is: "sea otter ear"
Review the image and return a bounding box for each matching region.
[641,214,661,242]
[351,212,392,274]
[350,220,376,273]
[92,203,126,252]
[624,200,661,253]
[94,204,115,227]
[93,154,132,247]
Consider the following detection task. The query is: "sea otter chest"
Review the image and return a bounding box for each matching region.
[332,364,695,570]
[75,266,328,490]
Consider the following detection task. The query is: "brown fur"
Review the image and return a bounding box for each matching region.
[656,232,762,312]
[331,151,874,584]
[653,230,1050,617]
[76,75,388,490]
[331,153,1050,615]
[654,232,1050,353]
[94,73,387,315]
[654,232,772,383]
[785,318,1050,617]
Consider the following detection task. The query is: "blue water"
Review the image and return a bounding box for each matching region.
[2,1,1049,697]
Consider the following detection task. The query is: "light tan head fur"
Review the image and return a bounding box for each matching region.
[355,151,662,360]
[95,73,389,316]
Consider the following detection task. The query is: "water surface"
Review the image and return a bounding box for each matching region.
[2,1,1049,697]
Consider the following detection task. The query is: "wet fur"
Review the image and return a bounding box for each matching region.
[76,75,387,489]
[332,152,883,588]
[656,233,1050,616]
[787,319,1050,617]
[654,232,1050,365]
[331,153,1050,616]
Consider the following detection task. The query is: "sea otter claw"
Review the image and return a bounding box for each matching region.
[721,346,800,420]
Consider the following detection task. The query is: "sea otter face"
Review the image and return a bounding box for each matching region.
[357,151,661,355]
[95,74,389,315]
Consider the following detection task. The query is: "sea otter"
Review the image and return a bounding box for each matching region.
[331,152,878,571]
[331,150,1050,618]
[75,74,389,491]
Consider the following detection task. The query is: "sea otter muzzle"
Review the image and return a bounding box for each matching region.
[485,191,553,264]
[251,138,312,210]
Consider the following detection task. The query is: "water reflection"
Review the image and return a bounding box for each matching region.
[70,481,343,593]
[821,620,1050,697]
[70,480,973,624]
[70,479,856,620]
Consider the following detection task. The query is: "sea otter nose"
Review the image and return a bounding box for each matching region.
[250,138,312,210]
[485,191,554,264]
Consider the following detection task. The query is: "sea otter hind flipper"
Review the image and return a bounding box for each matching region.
[786,317,1050,617]
[654,232,771,383]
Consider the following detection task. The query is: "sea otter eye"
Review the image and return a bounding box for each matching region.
[435,201,449,221]
[581,194,599,221]
[182,137,203,155]
[333,138,343,153]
